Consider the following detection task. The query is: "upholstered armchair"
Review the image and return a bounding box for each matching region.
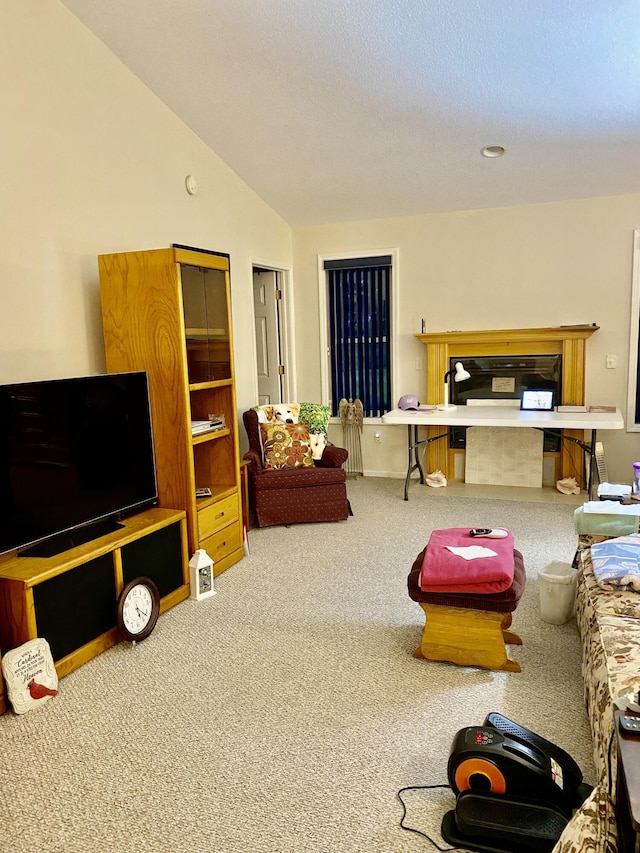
[242,407,350,528]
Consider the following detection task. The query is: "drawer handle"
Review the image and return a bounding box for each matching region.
[215,511,225,520]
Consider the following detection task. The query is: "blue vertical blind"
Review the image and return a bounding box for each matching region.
[325,257,391,418]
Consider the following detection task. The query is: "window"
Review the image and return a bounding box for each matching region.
[320,253,395,418]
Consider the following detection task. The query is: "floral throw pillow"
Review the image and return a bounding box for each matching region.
[260,423,314,470]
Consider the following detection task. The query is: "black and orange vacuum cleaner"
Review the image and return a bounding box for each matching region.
[441,712,592,853]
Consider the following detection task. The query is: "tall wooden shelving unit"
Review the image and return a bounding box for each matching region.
[98,246,244,577]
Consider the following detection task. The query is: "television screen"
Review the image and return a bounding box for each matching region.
[0,372,158,557]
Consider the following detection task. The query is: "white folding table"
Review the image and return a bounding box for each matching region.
[381,406,625,500]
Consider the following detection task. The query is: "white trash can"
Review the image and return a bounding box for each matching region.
[539,561,578,625]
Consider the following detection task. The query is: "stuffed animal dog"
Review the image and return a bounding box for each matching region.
[256,403,300,425]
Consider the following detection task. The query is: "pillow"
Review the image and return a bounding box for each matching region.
[253,402,331,460]
[299,402,330,434]
[590,534,640,591]
[259,423,314,470]
[254,404,300,425]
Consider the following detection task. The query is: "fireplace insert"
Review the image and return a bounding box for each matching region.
[450,354,562,451]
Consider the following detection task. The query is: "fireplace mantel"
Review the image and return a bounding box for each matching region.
[415,324,599,347]
[414,324,600,485]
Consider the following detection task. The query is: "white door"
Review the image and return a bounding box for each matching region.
[253,268,283,405]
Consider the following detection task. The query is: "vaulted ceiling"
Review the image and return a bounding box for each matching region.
[60,0,640,227]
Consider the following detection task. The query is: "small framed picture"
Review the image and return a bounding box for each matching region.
[2,638,58,714]
[189,549,216,601]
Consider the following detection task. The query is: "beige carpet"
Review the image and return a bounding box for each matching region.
[0,478,593,852]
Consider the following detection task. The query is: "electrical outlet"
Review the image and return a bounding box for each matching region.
[373,432,381,443]
[415,356,424,370]
[606,354,617,369]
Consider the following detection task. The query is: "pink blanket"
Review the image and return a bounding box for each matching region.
[419,528,515,594]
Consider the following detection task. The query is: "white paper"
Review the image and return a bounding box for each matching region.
[583,501,640,515]
[597,483,632,497]
[445,545,498,560]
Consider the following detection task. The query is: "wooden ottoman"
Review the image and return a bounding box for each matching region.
[408,536,526,673]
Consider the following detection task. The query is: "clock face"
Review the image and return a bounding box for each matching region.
[122,584,154,634]
[117,578,160,642]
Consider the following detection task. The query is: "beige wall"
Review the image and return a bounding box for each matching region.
[293,195,640,483]
[6,2,640,487]
[2,1,292,420]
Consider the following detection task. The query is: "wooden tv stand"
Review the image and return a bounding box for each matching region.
[0,507,189,712]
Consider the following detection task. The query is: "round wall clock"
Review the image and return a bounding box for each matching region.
[116,577,161,643]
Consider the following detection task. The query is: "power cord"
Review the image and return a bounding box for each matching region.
[397,784,462,851]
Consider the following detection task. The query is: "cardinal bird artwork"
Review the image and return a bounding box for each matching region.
[27,679,58,700]
[1,637,59,714]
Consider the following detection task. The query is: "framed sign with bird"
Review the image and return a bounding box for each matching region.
[1,637,59,714]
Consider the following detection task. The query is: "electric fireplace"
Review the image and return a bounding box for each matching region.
[415,325,599,485]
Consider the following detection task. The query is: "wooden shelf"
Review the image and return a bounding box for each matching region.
[0,508,184,587]
[189,379,234,391]
[0,508,189,690]
[99,247,244,576]
[185,327,226,337]
[196,484,237,505]
[192,427,231,445]
[415,325,599,347]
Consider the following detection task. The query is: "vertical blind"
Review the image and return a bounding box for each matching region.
[325,257,391,418]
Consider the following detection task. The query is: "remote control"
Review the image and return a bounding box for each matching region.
[619,714,640,736]
[469,528,508,539]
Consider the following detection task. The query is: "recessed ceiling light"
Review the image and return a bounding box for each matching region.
[481,145,506,158]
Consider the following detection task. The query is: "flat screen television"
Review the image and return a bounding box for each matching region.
[0,372,158,558]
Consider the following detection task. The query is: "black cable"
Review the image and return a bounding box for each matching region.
[397,784,462,851]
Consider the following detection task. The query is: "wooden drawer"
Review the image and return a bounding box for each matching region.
[198,494,239,540]
[200,520,242,565]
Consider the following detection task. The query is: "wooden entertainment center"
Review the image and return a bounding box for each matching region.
[0,244,244,712]
[0,507,188,713]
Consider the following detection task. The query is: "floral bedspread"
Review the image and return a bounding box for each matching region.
[576,549,640,789]
[552,548,640,852]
